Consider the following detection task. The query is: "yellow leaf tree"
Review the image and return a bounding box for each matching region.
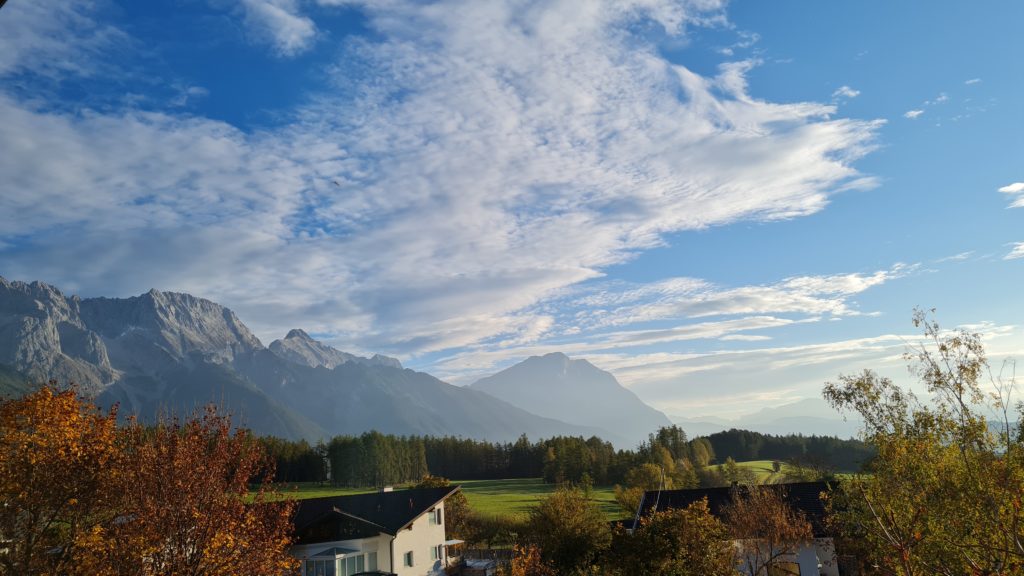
[0,384,120,576]
[80,407,298,576]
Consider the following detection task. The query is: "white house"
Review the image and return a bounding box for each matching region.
[637,482,840,576]
[290,486,463,576]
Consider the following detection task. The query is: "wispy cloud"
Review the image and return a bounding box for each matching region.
[430,264,912,383]
[1006,243,1024,261]
[0,0,882,361]
[236,0,317,56]
[936,251,974,263]
[832,85,860,100]
[0,0,130,78]
[999,182,1024,208]
[904,109,925,119]
[570,264,912,329]
[965,78,982,85]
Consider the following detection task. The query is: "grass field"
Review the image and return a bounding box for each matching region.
[455,478,621,519]
[268,462,831,519]
[273,477,625,519]
[712,459,801,483]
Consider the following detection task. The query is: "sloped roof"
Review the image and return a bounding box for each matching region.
[293,486,459,536]
[638,481,833,536]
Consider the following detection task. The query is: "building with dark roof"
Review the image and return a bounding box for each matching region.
[637,482,839,576]
[291,486,462,576]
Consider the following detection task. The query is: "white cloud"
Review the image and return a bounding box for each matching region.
[904,109,925,119]
[569,264,910,329]
[1006,243,1024,261]
[965,78,982,85]
[238,0,317,56]
[832,85,860,100]
[430,264,911,384]
[999,182,1024,208]
[936,251,973,263]
[0,0,882,360]
[0,0,129,78]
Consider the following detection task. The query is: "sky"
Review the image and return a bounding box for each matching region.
[1,0,1023,419]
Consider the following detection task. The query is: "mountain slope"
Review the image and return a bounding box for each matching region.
[0,277,605,443]
[246,347,605,442]
[470,352,672,447]
[268,329,401,370]
[671,398,863,439]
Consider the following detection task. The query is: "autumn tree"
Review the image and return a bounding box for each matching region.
[499,544,556,576]
[606,499,736,576]
[721,486,814,576]
[823,310,1024,575]
[77,407,297,576]
[0,384,120,576]
[522,485,610,575]
[412,475,470,540]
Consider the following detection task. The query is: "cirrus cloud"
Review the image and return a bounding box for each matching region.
[0,0,882,363]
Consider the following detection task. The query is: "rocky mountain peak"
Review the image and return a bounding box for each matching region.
[285,328,314,341]
[268,330,403,371]
[471,352,671,446]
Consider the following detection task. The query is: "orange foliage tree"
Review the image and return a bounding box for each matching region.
[78,407,298,576]
[0,384,119,576]
[0,386,298,576]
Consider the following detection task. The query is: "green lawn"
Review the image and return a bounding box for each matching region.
[271,478,625,519]
[266,464,836,519]
[456,478,622,519]
[711,459,799,483]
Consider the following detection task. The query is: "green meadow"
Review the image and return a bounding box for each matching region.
[274,477,624,519]
[269,464,840,518]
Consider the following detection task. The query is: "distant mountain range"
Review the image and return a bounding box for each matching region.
[0,277,863,445]
[0,278,618,443]
[670,398,863,439]
[471,352,672,447]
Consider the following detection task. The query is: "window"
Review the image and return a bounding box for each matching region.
[404,551,414,567]
[430,544,443,561]
[303,559,336,576]
[306,552,379,576]
[429,508,442,525]
[367,551,378,571]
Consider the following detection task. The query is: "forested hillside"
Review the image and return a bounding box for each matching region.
[259,425,873,487]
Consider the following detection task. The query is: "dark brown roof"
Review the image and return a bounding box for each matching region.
[293,486,459,537]
[639,481,833,536]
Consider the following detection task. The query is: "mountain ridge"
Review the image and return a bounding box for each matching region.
[0,277,607,443]
[470,352,672,447]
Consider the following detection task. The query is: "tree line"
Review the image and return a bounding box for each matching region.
[259,423,871,487]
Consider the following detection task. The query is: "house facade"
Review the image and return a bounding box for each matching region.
[637,481,840,576]
[290,486,461,576]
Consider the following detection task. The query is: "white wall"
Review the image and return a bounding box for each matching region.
[393,501,447,576]
[291,534,392,575]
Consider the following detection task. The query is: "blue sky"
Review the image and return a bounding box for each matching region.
[1,0,1022,418]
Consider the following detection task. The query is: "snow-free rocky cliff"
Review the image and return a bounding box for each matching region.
[0,278,607,443]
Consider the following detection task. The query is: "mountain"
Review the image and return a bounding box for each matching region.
[0,277,602,443]
[671,398,863,439]
[470,352,672,447]
[238,349,606,441]
[269,329,401,370]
